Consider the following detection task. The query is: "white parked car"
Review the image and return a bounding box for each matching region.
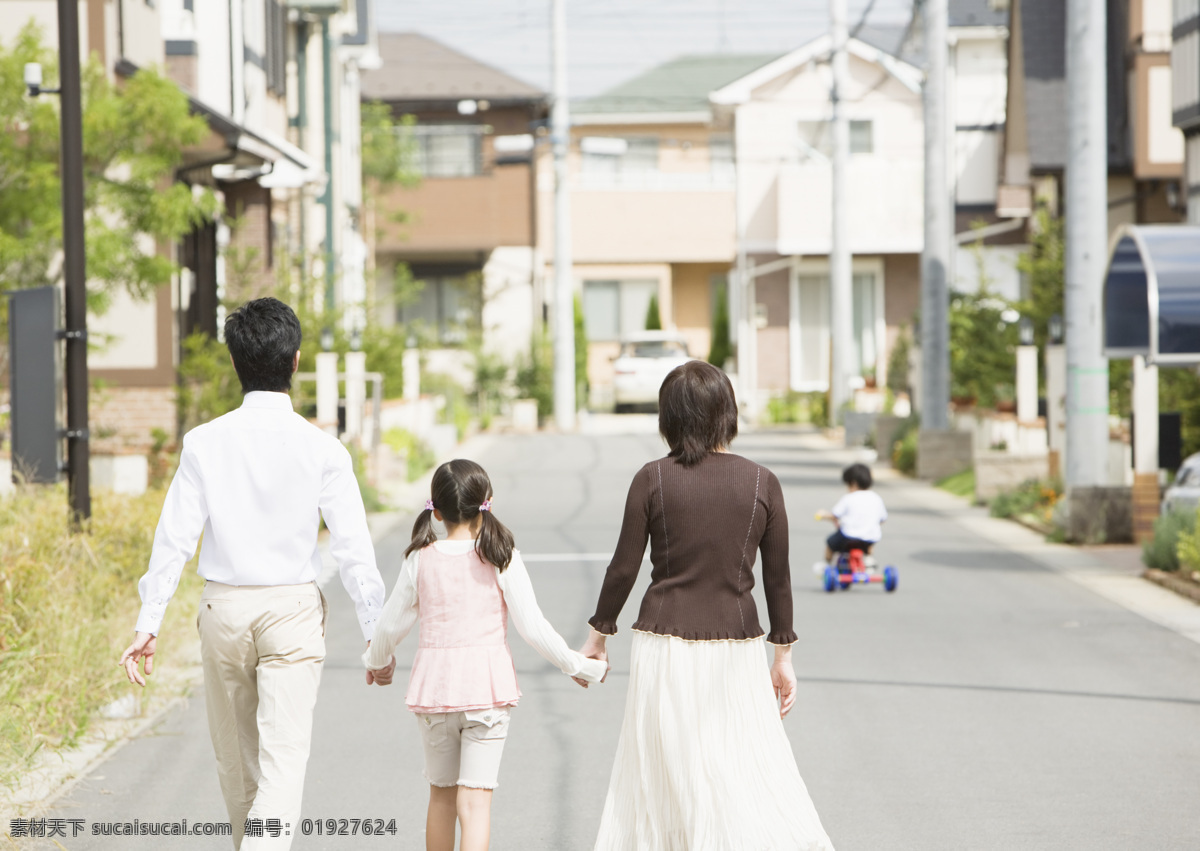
[612,332,694,412]
[1163,452,1200,515]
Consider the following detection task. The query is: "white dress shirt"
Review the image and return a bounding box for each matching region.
[363,540,607,684]
[136,391,386,639]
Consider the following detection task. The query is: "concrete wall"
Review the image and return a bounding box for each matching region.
[917,429,973,480]
[974,452,1051,501]
[91,386,176,453]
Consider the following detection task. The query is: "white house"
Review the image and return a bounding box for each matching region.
[711,33,926,407]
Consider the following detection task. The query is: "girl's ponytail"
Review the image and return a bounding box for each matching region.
[405,508,438,558]
[476,508,515,573]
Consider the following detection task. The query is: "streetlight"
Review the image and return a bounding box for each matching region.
[1018,316,1035,347]
[1048,313,1064,345]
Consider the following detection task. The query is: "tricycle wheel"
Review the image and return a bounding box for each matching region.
[884,566,898,593]
[822,566,837,593]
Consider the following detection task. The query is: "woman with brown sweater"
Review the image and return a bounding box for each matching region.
[581,360,834,851]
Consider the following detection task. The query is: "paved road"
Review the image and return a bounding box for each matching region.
[33,424,1200,850]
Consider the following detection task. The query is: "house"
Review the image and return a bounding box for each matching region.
[711,31,926,409]
[999,0,1185,231]
[4,0,374,458]
[1171,0,1200,223]
[361,33,547,366]
[559,53,779,405]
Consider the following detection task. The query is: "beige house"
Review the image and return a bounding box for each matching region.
[5,0,374,460]
[548,54,777,406]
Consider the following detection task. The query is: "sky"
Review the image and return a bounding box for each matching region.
[374,0,917,98]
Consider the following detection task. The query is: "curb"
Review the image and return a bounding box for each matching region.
[1143,568,1200,605]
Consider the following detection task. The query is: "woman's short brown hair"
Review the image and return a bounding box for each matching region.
[658,360,739,466]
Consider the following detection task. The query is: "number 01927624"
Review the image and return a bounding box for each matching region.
[300,819,398,836]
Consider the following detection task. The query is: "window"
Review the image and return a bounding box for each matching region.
[398,272,481,344]
[709,135,734,179]
[581,137,659,175]
[791,270,881,389]
[849,120,873,154]
[797,120,873,158]
[582,280,658,341]
[411,126,485,177]
[852,272,879,376]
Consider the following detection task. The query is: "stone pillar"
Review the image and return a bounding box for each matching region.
[1131,355,1160,543]
[345,351,367,442]
[316,352,339,437]
[1016,345,1038,423]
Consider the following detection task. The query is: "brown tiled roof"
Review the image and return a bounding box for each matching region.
[362,32,544,103]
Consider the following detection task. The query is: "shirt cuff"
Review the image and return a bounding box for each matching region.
[574,655,608,684]
[363,646,393,671]
[359,615,377,643]
[765,630,798,646]
[587,616,618,636]
[135,605,167,636]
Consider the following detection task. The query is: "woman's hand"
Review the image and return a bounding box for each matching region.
[770,646,797,718]
[574,628,609,687]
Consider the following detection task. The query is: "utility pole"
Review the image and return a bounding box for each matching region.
[829,0,853,420]
[920,0,950,431]
[1064,0,1109,488]
[551,0,576,431]
[58,0,91,523]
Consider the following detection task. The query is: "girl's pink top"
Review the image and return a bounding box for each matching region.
[405,544,521,714]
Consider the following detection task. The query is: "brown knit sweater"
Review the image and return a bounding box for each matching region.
[589,452,797,645]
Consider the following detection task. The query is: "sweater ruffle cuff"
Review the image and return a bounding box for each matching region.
[765,630,798,646]
[588,616,618,636]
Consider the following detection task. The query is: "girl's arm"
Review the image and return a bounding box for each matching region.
[500,551,608,684]
[362,550,420,672]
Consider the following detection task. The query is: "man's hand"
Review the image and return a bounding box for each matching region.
[574,628,609,688]
[119,632,157,687]
[366,655,396,686]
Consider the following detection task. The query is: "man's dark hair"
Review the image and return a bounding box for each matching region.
[658,360,739,467]
[843,463,873,490]
[224,298,302,393]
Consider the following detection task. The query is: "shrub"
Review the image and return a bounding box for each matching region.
[890,415,920,475]
[515,327,554,421]
[644,294,662,331]
[383,428,436,483]
[990,478,1062,524]
[1169,509,1200,572]
[708,284,732,368]
[0,485,201,785]
[893,428,918,474]
[764,391,828,426]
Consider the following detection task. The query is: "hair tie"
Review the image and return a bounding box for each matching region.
[479,499,492,512]
[424,499,434,511]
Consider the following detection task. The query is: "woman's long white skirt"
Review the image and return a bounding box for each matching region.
[593,631,834,851]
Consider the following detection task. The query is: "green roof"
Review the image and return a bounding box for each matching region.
[575,53,782,115]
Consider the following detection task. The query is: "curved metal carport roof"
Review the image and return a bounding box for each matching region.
[1103,224,1200,364]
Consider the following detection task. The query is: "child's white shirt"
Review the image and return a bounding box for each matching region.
[363,539,607,684]
[832,490,888,543]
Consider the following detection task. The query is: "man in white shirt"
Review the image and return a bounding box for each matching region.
[119,298,391,850]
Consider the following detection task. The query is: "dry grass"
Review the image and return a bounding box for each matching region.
[0,484,202,787]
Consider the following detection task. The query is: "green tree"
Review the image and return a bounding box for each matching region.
[644,294,662,330]
[1014,208,1065,353]
[0,23,217,312]
[360,101,420,189]
[574,294,589,407]
[708,284,731,368]
[949,288,1018,408]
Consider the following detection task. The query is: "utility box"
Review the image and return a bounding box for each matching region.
[7,286,62,483]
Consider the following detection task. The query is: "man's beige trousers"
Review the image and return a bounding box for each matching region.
[198,581,327,851]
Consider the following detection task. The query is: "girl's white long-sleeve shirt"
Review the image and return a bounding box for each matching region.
[363,539,607,685]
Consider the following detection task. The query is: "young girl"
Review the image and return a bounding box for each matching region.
[363,459,607,851]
